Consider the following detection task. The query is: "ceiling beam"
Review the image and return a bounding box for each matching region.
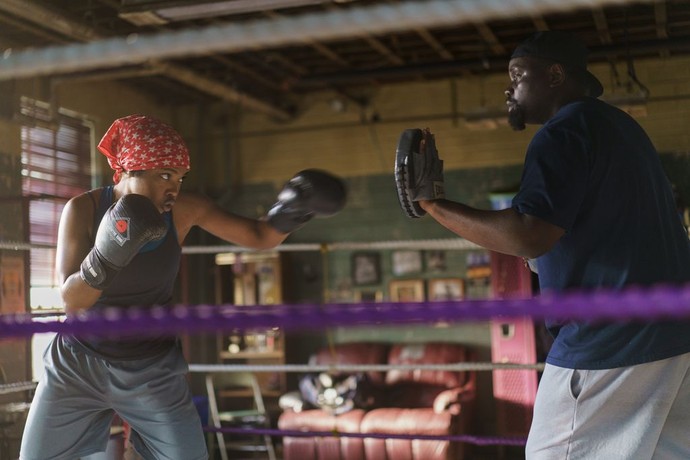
[119,0,334,24]
[654,1,669,39]
[5,0,644,80]
[0,0,292,119]
[531,15,549,31]
[154,62,292,118]
[592,8,612,44]
[291,36,690,89]
[0,0,100,41]
[263,10,351,67]
[653,1,669,57]
[415,28,454,61]
[211,55,286,91]
[0,14,70,44]
[474,23,505,55]
[359,35,405,65]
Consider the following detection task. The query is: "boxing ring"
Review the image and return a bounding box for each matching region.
[0,0,680,456]
[2,239,690,455]
[2,281,690,448]
[1,279,688,339]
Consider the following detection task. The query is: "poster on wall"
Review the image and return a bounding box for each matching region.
[0,255,26,314]
[428,278,465,301]
[352,252,381,286]
[391,250,422,276]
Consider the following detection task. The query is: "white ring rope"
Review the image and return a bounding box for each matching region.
[0,0,642,80]
[185,238,482,253]
[0,241,56,251]
[0,381,37,395]
[189,362,544,373]
[0,238,480,253]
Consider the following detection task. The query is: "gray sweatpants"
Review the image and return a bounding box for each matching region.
[20,335,208,460]
[526,352,690,459]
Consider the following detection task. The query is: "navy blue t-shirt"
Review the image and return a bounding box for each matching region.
[512,97,690,369]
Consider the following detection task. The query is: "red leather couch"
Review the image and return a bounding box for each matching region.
[278,342,477,460]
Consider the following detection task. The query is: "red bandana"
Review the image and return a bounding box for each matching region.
[97,115,191,183]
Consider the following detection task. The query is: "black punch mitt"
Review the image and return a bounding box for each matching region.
[394,128,445,218]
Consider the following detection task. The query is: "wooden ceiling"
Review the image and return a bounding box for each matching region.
[1,0,689,119]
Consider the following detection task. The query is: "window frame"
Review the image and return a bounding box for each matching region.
[20,97,95,311]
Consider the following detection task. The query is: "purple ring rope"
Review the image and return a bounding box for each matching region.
[1,283,689,338]
[203,426,527,447]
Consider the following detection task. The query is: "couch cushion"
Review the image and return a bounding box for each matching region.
[385,382,450,408]
[311,342,390,384]
[385,343,467,388]
[278,409,366,460]
[360,408,453,460]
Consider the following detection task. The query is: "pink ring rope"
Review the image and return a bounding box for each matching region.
[1,283,689,338]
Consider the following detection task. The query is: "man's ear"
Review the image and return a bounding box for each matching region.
[548,63,566,87]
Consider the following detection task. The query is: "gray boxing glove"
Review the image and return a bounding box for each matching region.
[267,169,347,233]
[80,194,167,290]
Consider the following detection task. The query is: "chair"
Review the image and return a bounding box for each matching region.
[205,372,277,460]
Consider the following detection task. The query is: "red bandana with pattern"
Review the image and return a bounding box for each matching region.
[97,114,191,183]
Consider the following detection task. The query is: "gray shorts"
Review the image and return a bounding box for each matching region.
[526,352,690,459]
[20,335,208,460]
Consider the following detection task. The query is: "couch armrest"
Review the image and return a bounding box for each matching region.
[432,378,476,415]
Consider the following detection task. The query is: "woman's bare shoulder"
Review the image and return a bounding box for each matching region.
[60,189,102,242]
[175,191,215,217]
[65,189,100,215]
[172,191,215,240]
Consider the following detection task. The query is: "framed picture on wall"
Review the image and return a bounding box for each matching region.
[389,279,425,302]
[354,290,383,303]
[425,250,447,272]
[352,252,381,286]
[392,250,423,276]
[428,278,465,301]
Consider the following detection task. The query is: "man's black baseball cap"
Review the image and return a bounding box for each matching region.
[511,31,604,97]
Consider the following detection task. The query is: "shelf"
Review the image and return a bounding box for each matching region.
[219,388,284,398]
[214,254,287,405]
[219,350,284,360]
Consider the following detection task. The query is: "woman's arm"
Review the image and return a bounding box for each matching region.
[56,193,103,313]
[174,192,287,249]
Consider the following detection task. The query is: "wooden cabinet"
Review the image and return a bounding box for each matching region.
[214,252,286,398]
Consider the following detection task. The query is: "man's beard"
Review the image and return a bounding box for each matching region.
[508,104,526,131]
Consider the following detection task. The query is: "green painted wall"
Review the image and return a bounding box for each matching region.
[206,165,521,300]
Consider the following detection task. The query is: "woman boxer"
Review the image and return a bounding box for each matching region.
[20,114,345,459]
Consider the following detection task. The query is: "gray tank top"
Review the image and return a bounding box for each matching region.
[64,186,181,360]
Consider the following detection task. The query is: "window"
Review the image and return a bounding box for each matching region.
[20,98,93,311]
[21,99,94,379]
